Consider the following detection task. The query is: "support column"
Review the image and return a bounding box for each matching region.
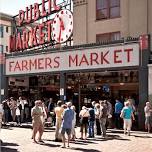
[0,53,7,103]
[60,72,66,102]
[138,35,150,129]
[138,67,148,129]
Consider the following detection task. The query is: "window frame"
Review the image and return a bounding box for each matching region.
[96,0,120,21]
[0,25,4,38]
[0,45,4,53]
[6,26,9,33]
[96,31,121,43]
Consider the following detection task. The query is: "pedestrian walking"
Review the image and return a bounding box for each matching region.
[88,105,95,138]
[31,100,43,143]
[60,102,74,148]
[114,99,123,129]
[99,100,108,138]
[54,100,64,142]
[71,105,77,140]
[0,103,4,129]
[144,101,152,133]
[95,103,101,135]
[9,97,17,122]
[16,100,22,125]
[120,101,135,136]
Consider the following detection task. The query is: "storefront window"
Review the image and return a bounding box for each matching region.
[96,0,120,20]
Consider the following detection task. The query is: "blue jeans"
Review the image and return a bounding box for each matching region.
[88,121,94,137]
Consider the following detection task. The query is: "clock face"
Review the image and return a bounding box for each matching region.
[52,9,73,43]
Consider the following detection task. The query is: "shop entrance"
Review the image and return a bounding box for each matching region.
[66,70,139,111]
[8,74,60,104]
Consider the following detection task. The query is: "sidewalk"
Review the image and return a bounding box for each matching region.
[1,125,152,152]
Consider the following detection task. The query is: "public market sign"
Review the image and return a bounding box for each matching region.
[9,0,73,52]
[6,44,139,75]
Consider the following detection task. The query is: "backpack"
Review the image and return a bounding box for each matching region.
[99,105,108,119]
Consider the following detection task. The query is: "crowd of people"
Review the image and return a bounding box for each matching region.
[0,96,152,148]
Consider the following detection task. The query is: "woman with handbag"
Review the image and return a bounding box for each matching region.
[79,106,90,140]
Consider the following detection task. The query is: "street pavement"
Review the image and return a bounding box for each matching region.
[0,125,152,152]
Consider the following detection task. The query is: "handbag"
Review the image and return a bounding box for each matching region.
[79,109,88,124]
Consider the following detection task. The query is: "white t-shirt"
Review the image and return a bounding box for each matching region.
[144,106,151,117]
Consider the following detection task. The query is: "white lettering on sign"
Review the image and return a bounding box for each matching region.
[5,44,139,75]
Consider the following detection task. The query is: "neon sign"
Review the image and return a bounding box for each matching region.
[9,0,73,52]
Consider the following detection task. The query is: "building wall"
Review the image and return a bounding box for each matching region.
[73,0,152,43]
[0,19,12,53]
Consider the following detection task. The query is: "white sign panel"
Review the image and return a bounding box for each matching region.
[5,44,139,75]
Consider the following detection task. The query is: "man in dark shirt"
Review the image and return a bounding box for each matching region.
[88,106,95,138]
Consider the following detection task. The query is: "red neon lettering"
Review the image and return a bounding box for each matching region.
[26,5,32,23]
[124,48,133,62]
[114,50,122,63]
[52,0,60,11]
[101,51,110,64]
[16,33,23,50]
[18,10,24,26]
[42,0,47,17]
[22,30,29,49]
[48,0,51,14]
[30,27,38,46]
[90,53,99,65]
[39,23,45,44]
[54,56,60,68]
[79,54,89,66]
[46,20,52,42]
[69,55,78,67]
[34,3,40,21]
[9,35,16,52]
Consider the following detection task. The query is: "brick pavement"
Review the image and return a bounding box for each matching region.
[0,126,152,152]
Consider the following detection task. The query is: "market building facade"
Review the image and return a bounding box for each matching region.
[0,0,152,129]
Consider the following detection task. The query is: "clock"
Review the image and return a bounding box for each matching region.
[52,9,73,43]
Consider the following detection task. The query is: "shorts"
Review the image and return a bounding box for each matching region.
[145,116,151,125]
[61,128,71,135]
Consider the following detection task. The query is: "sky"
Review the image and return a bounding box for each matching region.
[0,0,65,16]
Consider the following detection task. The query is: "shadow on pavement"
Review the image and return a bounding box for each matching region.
[1,142,19,147]
[1,147,19,152]
[73,140,98,145]
[87,134,130,141]
[70,147,101,152]
[131,135,152,138]
[2,125,13,130]
[0,141,19,152]
[38,142,60,148]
